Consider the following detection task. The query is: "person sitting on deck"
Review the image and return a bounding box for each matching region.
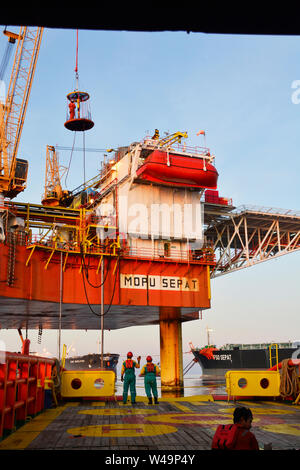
[212,406,259,450]
[121,352,141,404]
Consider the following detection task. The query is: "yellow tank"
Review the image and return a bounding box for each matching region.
[225,370,281,398]
[61,370,115,398]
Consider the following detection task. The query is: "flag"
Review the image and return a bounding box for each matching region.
[196,130,205,136]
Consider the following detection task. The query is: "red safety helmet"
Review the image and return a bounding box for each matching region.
[127,351,133,358]
[146,355,152,362]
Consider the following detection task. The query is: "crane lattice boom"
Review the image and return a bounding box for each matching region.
[0,26,43,199]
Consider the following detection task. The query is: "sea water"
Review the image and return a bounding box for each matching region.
[115,373,227,397]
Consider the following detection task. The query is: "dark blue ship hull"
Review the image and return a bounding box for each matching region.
[192,347,299,375]
[64,353,119,374]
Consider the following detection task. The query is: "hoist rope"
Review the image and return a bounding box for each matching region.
[75,29,79,89]
[75,30,78,74]
[64,131,76,189]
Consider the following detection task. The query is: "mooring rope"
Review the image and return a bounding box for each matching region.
[279,359,300,399]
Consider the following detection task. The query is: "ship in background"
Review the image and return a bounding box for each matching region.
[190,340,300,376]
[64,352,119,374]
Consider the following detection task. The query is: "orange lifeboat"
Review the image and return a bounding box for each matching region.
[136,149,218,189]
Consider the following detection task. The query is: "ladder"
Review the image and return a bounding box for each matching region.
[269,343,279,370]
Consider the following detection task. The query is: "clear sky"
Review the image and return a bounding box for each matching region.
[0,27,300,368]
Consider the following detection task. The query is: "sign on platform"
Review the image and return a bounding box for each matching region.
[120,274,199,291]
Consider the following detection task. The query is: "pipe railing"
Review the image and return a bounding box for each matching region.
[123,245,215,264]
[0,352,55,440]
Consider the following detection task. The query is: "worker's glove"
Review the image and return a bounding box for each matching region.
[121,376,124,382]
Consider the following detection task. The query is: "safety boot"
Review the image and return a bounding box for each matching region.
[154,397,159,404]
[148,397,153,404]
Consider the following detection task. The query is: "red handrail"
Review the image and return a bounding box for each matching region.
[0,352,55,439]
[268,359,300,371]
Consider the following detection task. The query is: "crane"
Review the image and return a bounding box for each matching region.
[41,145,105,208]
[157,131,188,148]
[0,26,43,200]
[41,145,70,207]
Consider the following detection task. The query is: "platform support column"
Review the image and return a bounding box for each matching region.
[159,307,183,392]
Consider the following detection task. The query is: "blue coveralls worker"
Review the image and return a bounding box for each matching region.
[121,352,141,404]
[139,355,160,404]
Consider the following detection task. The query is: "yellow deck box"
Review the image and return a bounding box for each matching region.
[225,370,281,398]
[61,370,115,398]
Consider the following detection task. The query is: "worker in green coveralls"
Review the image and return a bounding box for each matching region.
[139,355,160,404]
[121,352,141,404]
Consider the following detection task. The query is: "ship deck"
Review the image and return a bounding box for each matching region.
[0,396,299,452]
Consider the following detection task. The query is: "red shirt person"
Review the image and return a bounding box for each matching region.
[68,101,76,120]
[212,406,259,450]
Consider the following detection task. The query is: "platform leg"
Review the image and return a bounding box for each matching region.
[159,307,183,394]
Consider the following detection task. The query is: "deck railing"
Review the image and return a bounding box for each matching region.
[123,245,215,264]
[0,352,54,440]
[232,204,300,218]
[141,137,213,161]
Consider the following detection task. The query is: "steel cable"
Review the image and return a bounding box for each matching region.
[80,246,111,289]
[80,250,119,318]
[64,131,77,189]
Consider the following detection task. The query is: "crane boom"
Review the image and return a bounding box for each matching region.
[42,145,68,206]
[0,26,43,199]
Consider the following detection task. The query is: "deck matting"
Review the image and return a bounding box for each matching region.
[0,397,299,451]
